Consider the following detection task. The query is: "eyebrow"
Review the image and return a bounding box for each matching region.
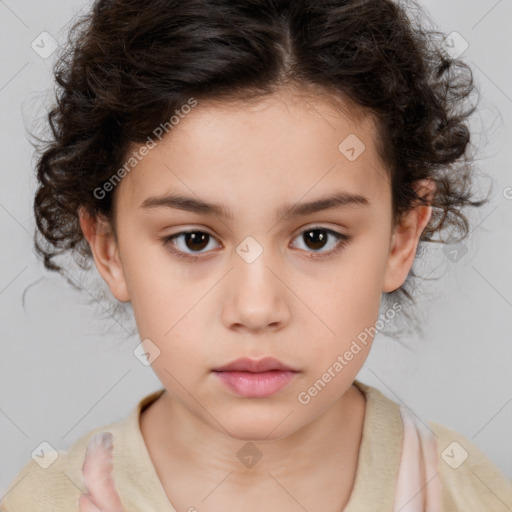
[140,190,370,220]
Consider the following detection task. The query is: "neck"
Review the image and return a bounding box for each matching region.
[140,383,366,509]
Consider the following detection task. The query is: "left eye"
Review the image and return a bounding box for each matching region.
[290,226,349,257]
[161,226,350,261]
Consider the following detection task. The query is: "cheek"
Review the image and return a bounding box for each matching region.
[141,319,209,406]
[119,236,191,332]
[319,242,389,338]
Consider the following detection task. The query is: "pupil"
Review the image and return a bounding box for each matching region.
[186,232,209,251]
[183,230,328,253]
[305,229,326,250]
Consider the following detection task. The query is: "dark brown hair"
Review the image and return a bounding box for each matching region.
[31,0,490,340]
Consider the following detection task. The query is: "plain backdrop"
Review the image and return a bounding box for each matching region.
[1,0,511,500]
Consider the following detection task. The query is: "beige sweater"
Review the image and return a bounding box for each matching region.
[1,381,511,511]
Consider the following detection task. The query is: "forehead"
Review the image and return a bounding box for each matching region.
[116,88,390,216]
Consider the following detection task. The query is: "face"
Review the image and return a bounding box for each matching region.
[81,88,432,440]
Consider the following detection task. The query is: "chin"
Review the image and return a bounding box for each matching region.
[226,426,292,442]
[216,406,301,442]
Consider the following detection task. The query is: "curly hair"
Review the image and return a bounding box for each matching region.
[31,0,490,340]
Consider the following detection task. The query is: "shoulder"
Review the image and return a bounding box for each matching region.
[428,421,512,512]
[0,389,164,512]
[354,380,511,511]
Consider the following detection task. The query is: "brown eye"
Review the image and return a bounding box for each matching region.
[291,226,351,259]
[162,230,220,260]
[303,229,329,251]
[161,226,350,263]
[182,231,210,251]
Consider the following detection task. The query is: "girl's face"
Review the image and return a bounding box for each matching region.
[82,88,431,440]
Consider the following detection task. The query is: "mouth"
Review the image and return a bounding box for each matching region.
[212,357,299,398]
[212,356,298,373]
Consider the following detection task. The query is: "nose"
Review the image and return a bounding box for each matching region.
[221,247,291,333]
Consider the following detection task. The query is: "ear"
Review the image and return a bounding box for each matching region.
[382,179,436,293]
[78,207,130,303]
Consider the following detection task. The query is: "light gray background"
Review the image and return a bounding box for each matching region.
[1,0,511,500]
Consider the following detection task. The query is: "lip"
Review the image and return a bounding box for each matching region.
[212,356,298,373]
[212,357,299,398]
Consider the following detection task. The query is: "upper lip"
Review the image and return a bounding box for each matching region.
[212,357,299,373]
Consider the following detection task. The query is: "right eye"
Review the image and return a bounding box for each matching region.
[160,230,221,261]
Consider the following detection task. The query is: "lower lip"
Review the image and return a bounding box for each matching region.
[213,370,297,398]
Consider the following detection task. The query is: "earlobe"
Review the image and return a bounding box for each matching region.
[78,207,130,303]
[382,179,436,293]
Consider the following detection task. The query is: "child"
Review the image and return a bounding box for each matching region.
[2,0,511,510]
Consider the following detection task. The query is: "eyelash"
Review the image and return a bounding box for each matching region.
[159,226,351,262]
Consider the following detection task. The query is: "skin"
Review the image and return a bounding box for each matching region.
[79,86,435,511]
